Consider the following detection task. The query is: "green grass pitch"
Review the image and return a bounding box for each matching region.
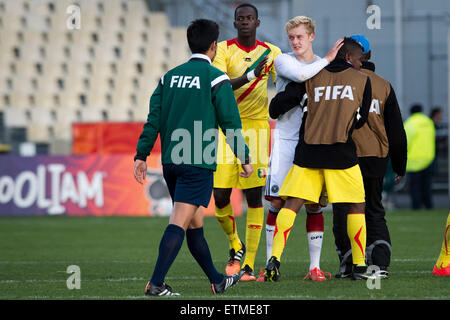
[0,209,448,300]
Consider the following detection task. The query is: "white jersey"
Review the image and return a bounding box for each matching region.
[273,52,328,140]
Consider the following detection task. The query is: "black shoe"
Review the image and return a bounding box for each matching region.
[264,256,281,282]
[231,242,246,261]
[239,264,256,281]
[335,264,352,279]
[376,269,389,279]
[373,266,389,279]
[145,281,180,296]
[211,274,240,294]
[226,242,246,276]
[351,265,377,280]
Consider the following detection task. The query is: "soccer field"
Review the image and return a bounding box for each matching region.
[0,209,449,300]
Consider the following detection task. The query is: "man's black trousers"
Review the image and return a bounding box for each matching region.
[332,176,392,270]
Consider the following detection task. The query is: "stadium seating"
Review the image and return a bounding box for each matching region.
[0,0,190,154]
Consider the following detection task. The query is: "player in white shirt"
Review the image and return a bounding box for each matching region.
[257,16,343,282]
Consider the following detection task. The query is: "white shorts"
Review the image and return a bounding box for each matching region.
[264,138,298,199]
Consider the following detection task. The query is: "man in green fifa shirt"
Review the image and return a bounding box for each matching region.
[133,19,253,296]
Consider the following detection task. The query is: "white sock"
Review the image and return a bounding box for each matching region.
[266,225,275,264]
[307,231,323,270]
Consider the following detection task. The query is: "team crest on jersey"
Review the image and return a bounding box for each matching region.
[271,185,279,193]
[257,168,267,178]
[245,57,252,62]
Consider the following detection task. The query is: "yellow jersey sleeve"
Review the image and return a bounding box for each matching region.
[213,39,281,120]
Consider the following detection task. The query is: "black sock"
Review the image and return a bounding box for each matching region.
[150,224,185,286]
[186,227,224,284]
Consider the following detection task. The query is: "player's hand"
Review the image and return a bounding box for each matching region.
[394,175,403,184]
[254,56,269,77]
[324,38,344,63]
[133,159,147,184]
[240,163,254,178]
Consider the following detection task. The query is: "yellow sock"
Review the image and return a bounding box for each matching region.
[436,213,450,269]
[242,206,264,270]
[215,204,241,251]
[347,213,367,266]
[271,208,297,261]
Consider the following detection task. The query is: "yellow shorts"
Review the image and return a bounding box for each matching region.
[214,119,270,189]
[279,164,365,203]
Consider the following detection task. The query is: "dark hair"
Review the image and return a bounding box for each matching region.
[234,3,258,20]
[336,37,363,59]
[410,103,423,114]
[187,19,219,54]
[430,107,442,118]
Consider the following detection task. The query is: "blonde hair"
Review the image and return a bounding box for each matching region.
[285,16,315,35]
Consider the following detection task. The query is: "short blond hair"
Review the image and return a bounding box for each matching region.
[285,16,315,35]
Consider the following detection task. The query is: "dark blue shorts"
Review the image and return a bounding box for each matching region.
[162,164,213,208]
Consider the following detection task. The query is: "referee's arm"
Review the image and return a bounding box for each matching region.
[212,77,250,164]
[135,81,163,162]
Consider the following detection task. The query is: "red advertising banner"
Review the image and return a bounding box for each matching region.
[0,155,242,216]
[72,122,161,154]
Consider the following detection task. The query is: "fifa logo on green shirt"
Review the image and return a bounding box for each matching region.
[170,75,201,89]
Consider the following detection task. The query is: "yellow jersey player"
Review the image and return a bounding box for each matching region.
[212,3,281,281]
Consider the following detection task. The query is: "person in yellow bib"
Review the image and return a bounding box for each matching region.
[433,213,450,276]
[403,104,436,209]
[212,3,282,281]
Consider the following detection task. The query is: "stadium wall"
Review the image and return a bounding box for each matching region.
[0,154,243,216]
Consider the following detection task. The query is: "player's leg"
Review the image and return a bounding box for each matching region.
[364,177,391,278]
[270,166,324,262]
[264,196,305,281]
[214,128,245,275]
[186,208,240,293]
[420,165,433,209]
[236,119,270,280]
[187,208,223,284]
[264,165,324,282]
[214,186,245,276]
[332,203,353,278]
[409,171,422,209]
[214,187,242,252]
[146,201,196,296]
[145,164,186,296]
[324,165,374,280]
[303,202,330,281]
[240,186,264,280]
[263,138,294,265]
[266,199,283,263]
[433,213,450,276]
[346,202,369,277]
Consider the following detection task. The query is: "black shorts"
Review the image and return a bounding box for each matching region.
[162,164,213,208]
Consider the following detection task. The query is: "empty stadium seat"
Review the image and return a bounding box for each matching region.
[26,107,54,142]
[3,107,29,127]
[0,0,191,150]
